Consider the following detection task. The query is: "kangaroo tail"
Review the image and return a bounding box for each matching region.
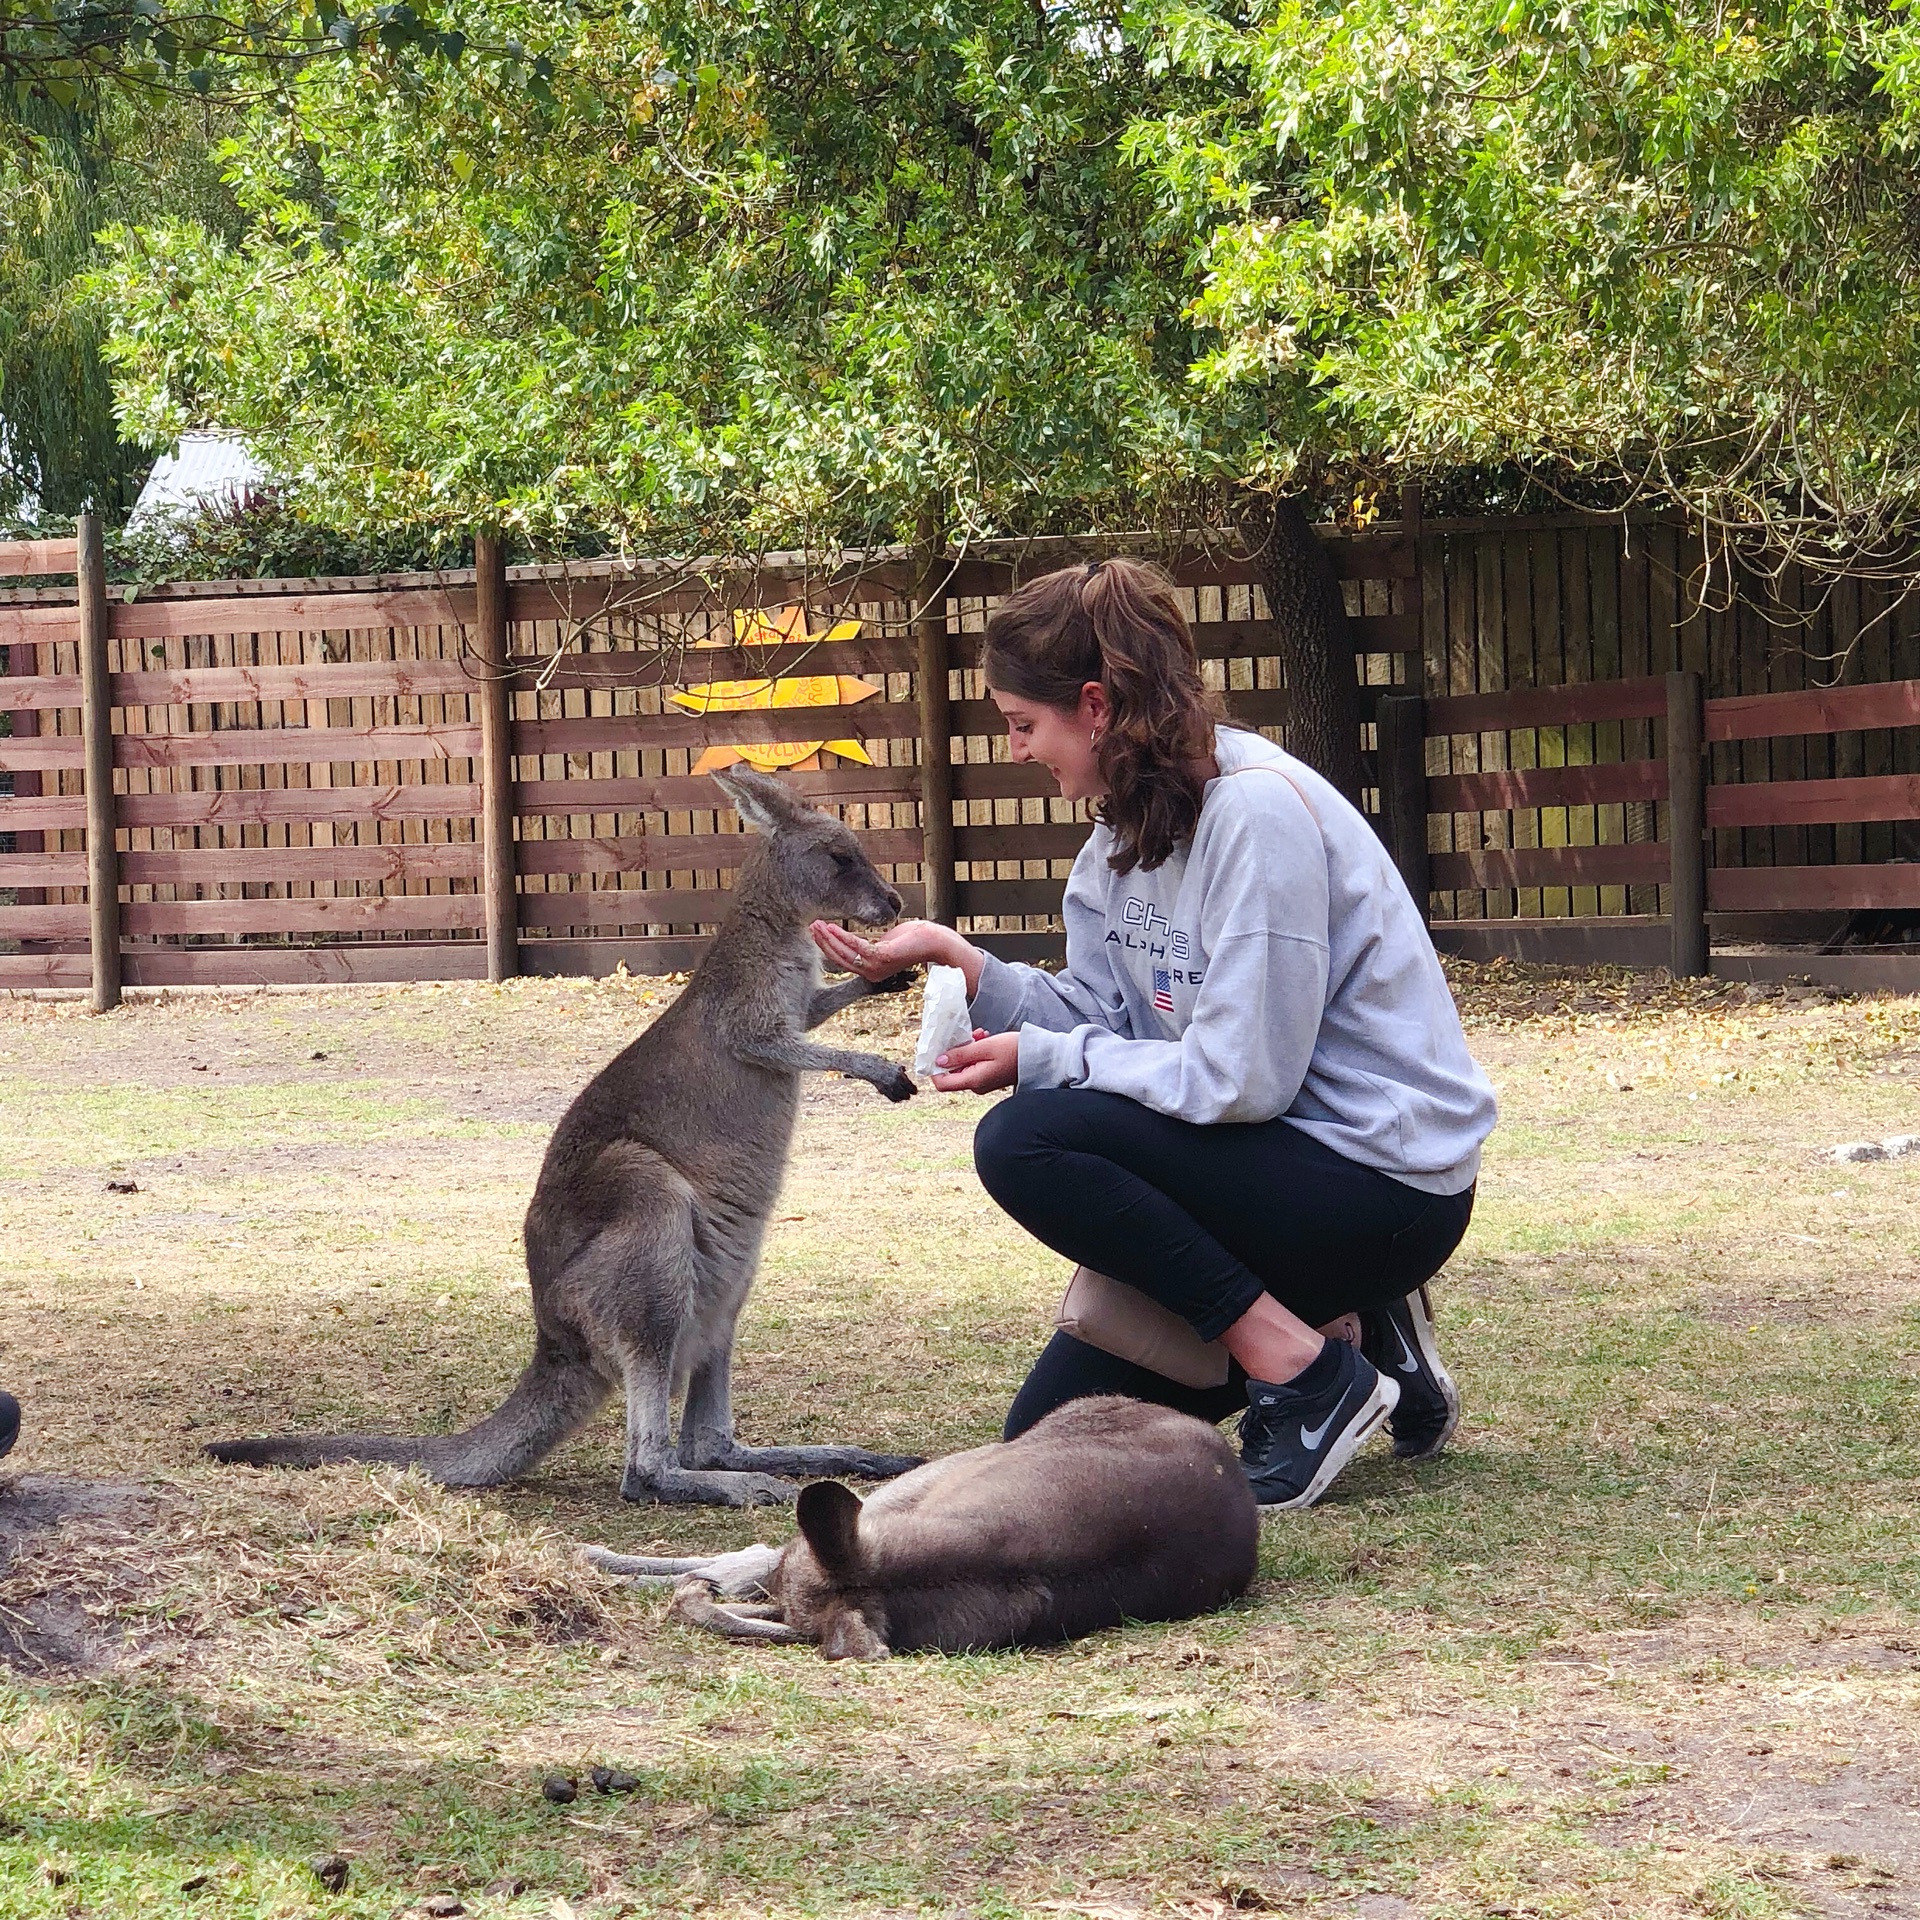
[205,1338,612,1489]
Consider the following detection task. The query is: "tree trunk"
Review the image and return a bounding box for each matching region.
[1239,493,1364,803]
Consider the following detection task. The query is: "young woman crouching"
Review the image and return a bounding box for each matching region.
[812,558,1496,1509]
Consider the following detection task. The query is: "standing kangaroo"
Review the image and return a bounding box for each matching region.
[587,1398,1261,1658]
[208,767,921,1506]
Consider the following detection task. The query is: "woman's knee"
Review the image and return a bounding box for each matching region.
[972,1087,1066,1203]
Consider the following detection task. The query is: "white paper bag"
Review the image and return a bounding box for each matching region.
[913,965,977,1078]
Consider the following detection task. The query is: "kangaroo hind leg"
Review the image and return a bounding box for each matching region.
[621,1354,794,1507]
[582,1196,794,1509]
[677,1327,923,1482]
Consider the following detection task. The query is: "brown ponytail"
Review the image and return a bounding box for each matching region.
[981,558,1221,874]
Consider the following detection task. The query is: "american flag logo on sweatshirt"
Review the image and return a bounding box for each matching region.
[1152,967,1175,1013]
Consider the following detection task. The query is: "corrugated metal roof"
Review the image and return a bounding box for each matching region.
[129,432,268,527]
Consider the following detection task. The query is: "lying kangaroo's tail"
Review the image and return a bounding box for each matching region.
[205,1338,611,1489]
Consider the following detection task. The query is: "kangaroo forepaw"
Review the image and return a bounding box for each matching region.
[869,970,917,996]
[877,1066,916,1102]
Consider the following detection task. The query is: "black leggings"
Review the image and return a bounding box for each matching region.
[974,1087,1474,1439]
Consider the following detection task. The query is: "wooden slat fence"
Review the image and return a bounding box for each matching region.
[1412,514,1920,958]
[17,503,1913,996]
[0,519,1422,995]
[1376,672,1920,978]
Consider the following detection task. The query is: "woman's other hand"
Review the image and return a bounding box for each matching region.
[810,918,985,992]
[932,1030,1018,1094]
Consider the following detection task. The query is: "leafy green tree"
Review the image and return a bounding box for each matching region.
[94,0,1216,545]
[91,0,1377,791]
[1131,0,1920,584]
[0,0,479,131]
[0,93,245,524]
[90,0,1443,791]
[0,0,547,529]
[92,0,1920,785]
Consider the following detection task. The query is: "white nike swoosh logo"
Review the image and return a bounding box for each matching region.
[1392,1326,1420,1374]
[1299,1414,1334,1450]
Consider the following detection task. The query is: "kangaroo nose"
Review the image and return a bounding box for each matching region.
[881,885,903,918]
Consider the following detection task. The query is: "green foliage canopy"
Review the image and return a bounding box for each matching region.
[88,0,1920,569]
[0,0,518,531]
[1132,0,1920,561]
[0,0,494,130]
[93,0,1257,554]
[0,94,244,525]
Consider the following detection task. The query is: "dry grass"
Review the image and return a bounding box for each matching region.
[1,963,1918,1920]
[2,1470,611,1673]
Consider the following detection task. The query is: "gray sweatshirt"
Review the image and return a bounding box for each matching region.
[967,727,1496,1194]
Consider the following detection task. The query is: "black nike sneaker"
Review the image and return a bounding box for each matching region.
[1238,1340,1399,1509]
[0,1391,18,1464]
[1359,1285,1460,1462]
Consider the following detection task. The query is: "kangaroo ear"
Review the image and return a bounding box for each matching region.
[712,766,799,836]
[796,1479,865,1578]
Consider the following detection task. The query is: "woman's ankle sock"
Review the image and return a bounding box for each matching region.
[1257,1336,1339,1397]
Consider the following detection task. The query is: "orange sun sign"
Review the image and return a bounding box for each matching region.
[669,604,883,774]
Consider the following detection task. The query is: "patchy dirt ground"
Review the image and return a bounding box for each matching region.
[1,962,1918,1920]
[0,1477,157,1671]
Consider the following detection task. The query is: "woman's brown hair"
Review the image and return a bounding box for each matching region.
[981,558,1221,874]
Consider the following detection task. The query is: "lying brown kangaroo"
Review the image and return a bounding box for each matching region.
[585,1397,1260,1657]
[208,766,922,1506]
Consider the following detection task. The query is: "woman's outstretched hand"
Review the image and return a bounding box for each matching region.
[809,918,985,993]
[932,1030,1018,1095]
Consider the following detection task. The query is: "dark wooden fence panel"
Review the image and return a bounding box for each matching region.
[1413,516,1920,957]
[0,523,1420,983]
[11,508,1917,988]
[1398,667,1920,975]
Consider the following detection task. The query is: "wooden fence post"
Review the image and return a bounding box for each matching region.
[474,532,519,981]
[1666,668,1708,977]
[77,512,121,1011]
[2,633,46,942]
[1398,481,1423,587]
[915,514,957,927]
[1399,477,1425,695]
[1376,693,1430,922]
